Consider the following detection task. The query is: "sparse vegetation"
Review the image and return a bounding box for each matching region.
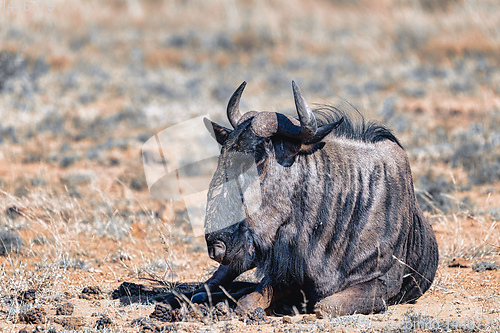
[0,0,499,331]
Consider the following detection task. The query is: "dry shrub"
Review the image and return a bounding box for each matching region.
[418,29,500,64]
[214,52,232,68]
[418,0,463,12]
[233,30,262,52]
[145,48,184,68]
[47,54,73,71]
[269,47,287,66]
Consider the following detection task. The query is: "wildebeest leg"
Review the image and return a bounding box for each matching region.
[149,263,252,306]
[191,282,258,305]
[314,279,388,318]
[235,278,293,315]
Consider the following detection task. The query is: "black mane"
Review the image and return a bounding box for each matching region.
[312,105,403,149]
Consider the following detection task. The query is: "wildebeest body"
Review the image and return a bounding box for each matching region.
[268,137,437,306]
[154,81,438,317]
[220,118,436,312]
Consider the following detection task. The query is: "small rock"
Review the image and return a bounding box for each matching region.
[95,315,113,329]
[448,258,470,268]
[248,307,265,321]
[18,308,46,324]
[18,289,36,303]
[282,316,292,324]
[246,307,269,325]
[80,286,103,300]
[150,304,174,322]
[53,317,85,330]
[151,304,186,322]
[56,302,74,316]
[82,286,101,294]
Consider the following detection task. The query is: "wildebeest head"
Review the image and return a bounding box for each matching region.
[204,81,343,267]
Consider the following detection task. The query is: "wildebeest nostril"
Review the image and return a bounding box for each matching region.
[208,242,226,263]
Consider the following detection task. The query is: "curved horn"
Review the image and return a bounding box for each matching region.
[249,81,321,140]
[291,81,317,139]
[227,81,246,128]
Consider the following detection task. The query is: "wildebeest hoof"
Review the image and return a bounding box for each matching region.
[190,292,209,303]
[148,293,182,308]
[148,293,171,303]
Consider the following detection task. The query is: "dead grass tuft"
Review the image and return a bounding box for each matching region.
[420,30,500,65]
[145,48,184,68]
[46,54,73,71]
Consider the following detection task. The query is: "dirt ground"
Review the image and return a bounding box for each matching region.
[1,0,500,332]
[0,199,499,332]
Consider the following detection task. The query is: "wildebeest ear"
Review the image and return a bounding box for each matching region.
[303,117,344,144]
[272,138,301,167]
[203,118,232,145]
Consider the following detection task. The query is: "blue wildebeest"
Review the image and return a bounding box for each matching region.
[155,81,438,318]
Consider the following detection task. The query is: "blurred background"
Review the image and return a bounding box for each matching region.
[1,0,499,217]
